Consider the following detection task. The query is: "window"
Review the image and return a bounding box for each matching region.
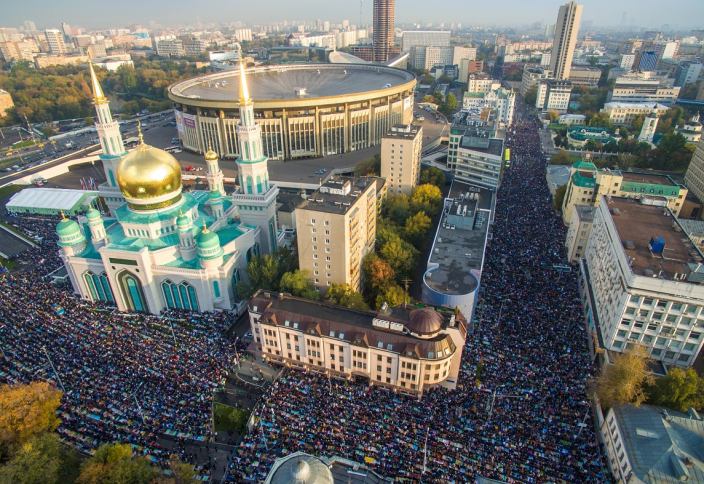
[311,219,316,224]
[325,221,329,226]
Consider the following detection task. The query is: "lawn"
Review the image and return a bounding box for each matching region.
[0,184,27,199]
[213,403,250,434]
[0,257,18,271]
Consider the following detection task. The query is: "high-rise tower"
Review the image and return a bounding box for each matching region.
[372,0,395,63]
[549,1,583,80]
[90,62,129,215]
[232,62,279,255]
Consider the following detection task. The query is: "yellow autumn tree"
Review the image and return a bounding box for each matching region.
[0,381,62,449]
[593,345,655,409]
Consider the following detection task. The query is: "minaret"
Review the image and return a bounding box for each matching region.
[639,109,659,144]
[233,62,279,254]
[204,148,225,195]
[85,205,107,249]
[176,211,197,261]
[90,61,128,216]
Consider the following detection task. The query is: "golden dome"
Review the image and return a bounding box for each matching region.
[205,149,218,161]
[116,142,182,210]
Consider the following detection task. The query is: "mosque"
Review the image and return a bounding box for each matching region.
[56,62,279,314]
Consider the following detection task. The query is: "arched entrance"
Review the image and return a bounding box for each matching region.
[116,270,149,312]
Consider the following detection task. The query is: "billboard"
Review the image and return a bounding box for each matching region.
[183,113,196,129]
[174,110,184,133]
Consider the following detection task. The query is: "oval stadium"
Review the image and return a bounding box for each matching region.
[168,64,416,161]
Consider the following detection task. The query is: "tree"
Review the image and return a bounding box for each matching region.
[679,81,701,100]
[0,433,77,484]
[83,116,94,125]
[552,184,567,211]
[375,284,409,309]
[587,56,599,66]
[379,234,419,281]
[524,86,537,106]
[76,443,159,484]
[631,115,645,133]
[421,95,435,103]
[236,248,298,300]
[354,154,381,176]
[549,149,572,165]
[40,126,55,138]
[0,382,62,451]
[419,167,446,188]
[441,93,458,116]
[325,283,368,310]
[280,270,319,300]
[382,194,412,225]
[589,112,614,132]
[363,254,395,291]
[592,345,655,409]
[584,139,596,151]
[546,110,559,123]
[149,455,196,484]
[404,211,432,248]
[410,184,443,213]
[647,367,703,412]
[421,74,435,85]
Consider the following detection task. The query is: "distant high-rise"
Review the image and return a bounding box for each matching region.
[23,21,36,32]
[44,29,67,55]
[373,0,395,62]
[549,1,583,80]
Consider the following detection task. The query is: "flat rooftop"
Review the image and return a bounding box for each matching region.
[296,176,373,215]
[383,124,421,140]
[424,182,493,296]
[547,165,572,188]
[459,137,504,157]
[608,198,703,280]
[621,171,678,187]
[171,64,415,102]
[574,204,596,222]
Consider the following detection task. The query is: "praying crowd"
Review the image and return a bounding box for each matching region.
[222,103,609,483]
[0,98,610,483]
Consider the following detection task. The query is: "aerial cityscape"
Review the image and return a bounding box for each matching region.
[0,1,703,483]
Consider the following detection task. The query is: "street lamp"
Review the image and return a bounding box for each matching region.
[42,346,66,393]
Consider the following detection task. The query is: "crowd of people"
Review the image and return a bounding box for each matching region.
[222,103,609,483]
[0,215,237,476]
[0,98,610,483]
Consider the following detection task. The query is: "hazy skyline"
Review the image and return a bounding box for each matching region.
[3,0,703,31]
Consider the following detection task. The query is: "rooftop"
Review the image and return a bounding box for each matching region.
[547,165,572,188]
[606,197,704,280]
[382,124,422,140]
[424,182,493,296]
[611,404,704,484]
[459,137,504,157]
[296,176,374,215]
[621,171,678,187]
[170,64,415,102]
[604,101,669,109]
[574,204,596,222]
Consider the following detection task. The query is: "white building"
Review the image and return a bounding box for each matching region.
[44,29,67,55]
[462,87,515,126]
[619,53,635,70]
[293,34,336,49]
[638,109,659,143]
[607,75,680,105]
[60,62,277,315]
[601,102,669,126]
[233,28,253,42]
[521,66,551,96]
[549,1,583,80]
[466,74,500,93]
[535,79,572,112]
[401,30,450,52]
[580,197,704,368]
[381,124,423,195]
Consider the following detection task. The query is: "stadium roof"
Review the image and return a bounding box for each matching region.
[6,188,96,212]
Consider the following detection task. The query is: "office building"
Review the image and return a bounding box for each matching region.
[0,40,36,62]
[565,204,595,263]
[520,66,551,96]
[549,1,583,80]
[462,87,515,126]
[581,197,704,367]
[409,45,470,71]
[23,21,37,32]
[607,75,680,105]
[459,60,484,83]
[619,53,635,70]
[535,79,572,112]
[86,43,106,59]
[155,39,184,57]
[233,28,253,42]
[467,73,500,93]
[601,102,669,126]
[248,290,468,396]
[60,22,72,41]
[264,452,393,484]
[422,182,492,316]
[561,160,687,226]
[674,61,702,87]
[684,138,704,202]
[34,54,88,68]
[447,111,504,189]
[568,66,601,87]
[372,0,395,62]
[295,177,377,294]
[381,124,423,195]
[401,30,450,52]
[599,404,704,484]
[44,29,67,55]
[557,114,586,126]
[0,89,14,118]
[636,51,658,71]
[180,37,207,56]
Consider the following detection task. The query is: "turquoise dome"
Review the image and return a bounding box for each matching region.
[209,189,222,201]
[176,212,190,227]
[85,207,101,220]
[197,228,221,250]
[57,218,81,237]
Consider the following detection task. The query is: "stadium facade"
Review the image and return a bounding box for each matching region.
[167,64,416,161]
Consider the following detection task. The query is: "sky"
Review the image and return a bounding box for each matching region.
[3,0,703,31]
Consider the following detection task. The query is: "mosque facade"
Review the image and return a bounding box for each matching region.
[56,62,278,315]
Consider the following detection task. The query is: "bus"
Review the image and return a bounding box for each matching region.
[504,148,511,167]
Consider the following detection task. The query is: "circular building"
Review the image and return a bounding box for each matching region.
[265,452,334,484]
[168,64,416,161]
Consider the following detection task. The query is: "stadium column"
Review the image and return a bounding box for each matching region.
[217,109,226,158]
[282,108,290,160]
[196,107,204,154]
[315,105,321,157]
[344,102,350,153]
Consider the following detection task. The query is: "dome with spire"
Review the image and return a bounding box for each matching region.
[205,149,218,162]
[56,214,80,237]
[116,127,183,210]
[266,453,333,484]
[196,223,221,251]
[85,205,101,221]
[176,211,190,228]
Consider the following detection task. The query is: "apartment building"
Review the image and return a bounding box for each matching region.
[381,124,423,196]
[401,30,450,52]
[580,197,704,368]
[684,138,704,203]
[466,74,500,93]
[248,290,468,396]
[0,40,37,62]
[155,39,185,57]
[601,102,669,126]
[0,89,14,118]
[447,112,504,189]
[568,66,601,87]
[561,160,687,225]
[549,1,583,80]
[535,79,572,112]
[565,204,595,264]
[295,177,377,295]
[44,29,67,55]
[520,66,551,96]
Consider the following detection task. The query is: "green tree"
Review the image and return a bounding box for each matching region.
[363,254,395,291]
[379,234,419,281]
[524,86,537,106]
[587,56,599,66]
[419,167,446,188]
[679,81,701,100]
[76,443,159,484]
[421,95,435,103]
[647,367,703,412]
[83,116,94,125]
[553,184,567,211]
[421,74,435,85]
[410,184,443,213]
[631,114,645,133]
[404,211,432,248]
[280,270,319,300]
[592,345,655,409]
[549,149,572,165]
[236,248,298,300]
[0,382,62,451]
[382,194,412,225]
[354,153,381,176]
[40,126,55,138]
[441,93,458,115]
[588,112,614,132]
[546,110,559,123]
[325,283,368,310]
[584,139,597,151]
[375,283,409,309]
[0,433,63,484]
